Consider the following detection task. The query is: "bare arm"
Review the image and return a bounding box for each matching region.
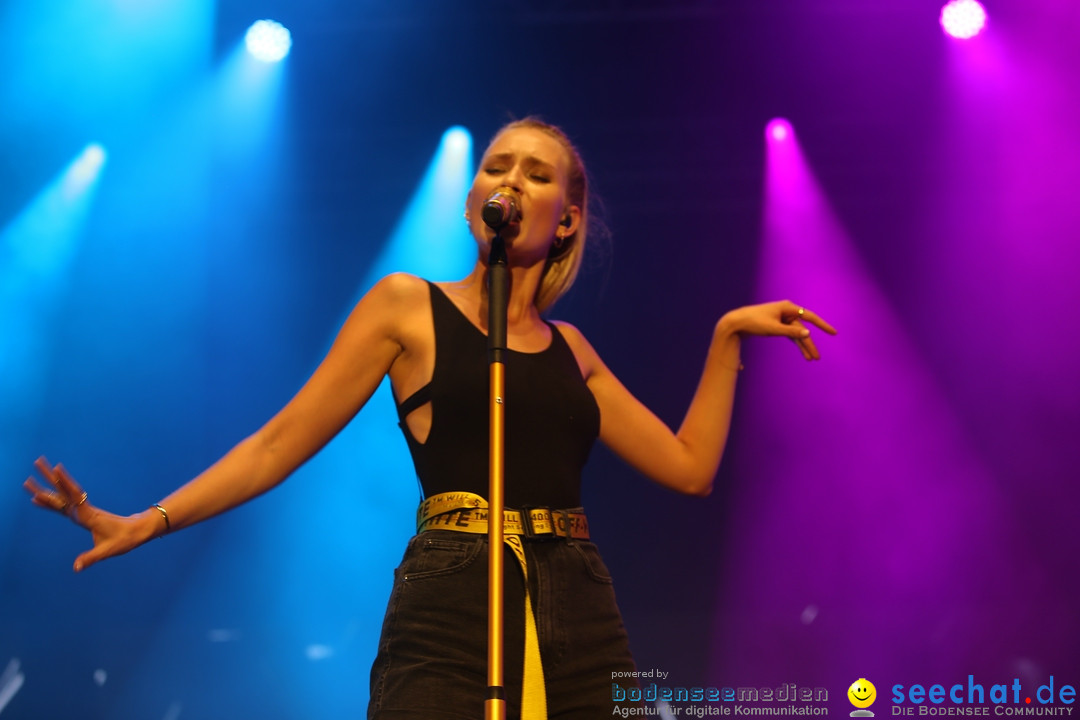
[25,273,428,571]
[559,300,835,496]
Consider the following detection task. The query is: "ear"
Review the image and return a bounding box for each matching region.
[464,186,478,221]
[559,205,582,237]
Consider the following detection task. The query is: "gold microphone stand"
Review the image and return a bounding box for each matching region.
[485,225,510,720]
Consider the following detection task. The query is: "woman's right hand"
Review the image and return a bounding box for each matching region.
[24,456,159,572]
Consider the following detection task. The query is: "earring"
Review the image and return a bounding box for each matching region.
[550,233,570,259]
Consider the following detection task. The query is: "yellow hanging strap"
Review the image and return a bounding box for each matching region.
[502,534,547,720]
[416,492,591,720]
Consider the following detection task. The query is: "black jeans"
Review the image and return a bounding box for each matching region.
[369,530,641,719]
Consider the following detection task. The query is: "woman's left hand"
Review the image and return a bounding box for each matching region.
[719,300,837,360]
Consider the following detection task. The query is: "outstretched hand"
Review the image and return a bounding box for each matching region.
[720,300,837,360]
[24,456,153,572]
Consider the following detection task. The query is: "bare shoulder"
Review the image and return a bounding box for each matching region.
[550,319,587,347]
[358,273,431,324]
[338,273,432,351]
[367,272,430,308]
[368,273,436,355]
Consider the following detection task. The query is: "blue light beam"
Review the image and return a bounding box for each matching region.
[0,143,107,541]
[256,124,478,716]
[108,127,476,718]
[216,31,289,166]
[2,143,107,280]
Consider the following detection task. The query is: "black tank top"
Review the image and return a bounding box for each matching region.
[395,282,600,509]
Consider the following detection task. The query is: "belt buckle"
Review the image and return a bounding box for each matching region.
[520,506,559,540]
[519,506,540,540]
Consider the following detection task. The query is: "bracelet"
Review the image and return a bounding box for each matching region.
[153,503,171,535]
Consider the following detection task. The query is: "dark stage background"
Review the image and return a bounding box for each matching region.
[2,1,1078,718]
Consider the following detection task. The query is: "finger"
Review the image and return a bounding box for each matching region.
[779,302,837,335]
[24,478,69,513]
[27,465,89,518]
[790,336,814,361]
[53,464,86,502]
[34,456,60,489]
[778,301,799,324]
[783,319,812,341]
[784,319,818,360]
[799,335,821,361]
[796,307,837,335]
[30,494,70,513]
[74,530,118,572]
[74,548,103,573]
[790,321,820,360]
[24,476,51,497]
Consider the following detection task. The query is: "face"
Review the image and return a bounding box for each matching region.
[848,679,877,709]
[466,127,581,260]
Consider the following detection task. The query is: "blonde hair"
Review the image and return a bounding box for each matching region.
[489,118,590,312]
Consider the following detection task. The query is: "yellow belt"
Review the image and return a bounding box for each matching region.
[416,492,589,720]
[417,492,590,541]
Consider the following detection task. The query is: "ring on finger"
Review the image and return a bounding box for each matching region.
[797,306,805,317]
[66,491,89,517]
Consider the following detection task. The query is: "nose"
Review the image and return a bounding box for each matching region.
[502,163,524,191]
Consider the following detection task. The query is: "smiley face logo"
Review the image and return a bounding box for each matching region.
[848,678,877,710]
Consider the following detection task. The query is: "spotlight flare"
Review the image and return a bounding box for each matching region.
[940,0,987,40]
[766,118,793,143]
[62,143,107,199]
[245,20,292,62]
[443,126,471,155]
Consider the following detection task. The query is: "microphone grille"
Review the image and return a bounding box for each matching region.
[482,202,506,229]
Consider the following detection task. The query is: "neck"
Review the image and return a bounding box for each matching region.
[458,257,546,327]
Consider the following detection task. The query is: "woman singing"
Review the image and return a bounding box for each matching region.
[25,118,835,719]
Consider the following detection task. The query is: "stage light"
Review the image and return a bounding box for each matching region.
[766,118,793,142]
[62,143,107,199]
[244,19,291,62]
[3,142,107,276]
[940,0,987,40]
[443,125,471,155]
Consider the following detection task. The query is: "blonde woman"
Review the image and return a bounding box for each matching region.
[26,118,835,718]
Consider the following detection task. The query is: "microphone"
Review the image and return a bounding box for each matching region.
[481,186,521,230]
